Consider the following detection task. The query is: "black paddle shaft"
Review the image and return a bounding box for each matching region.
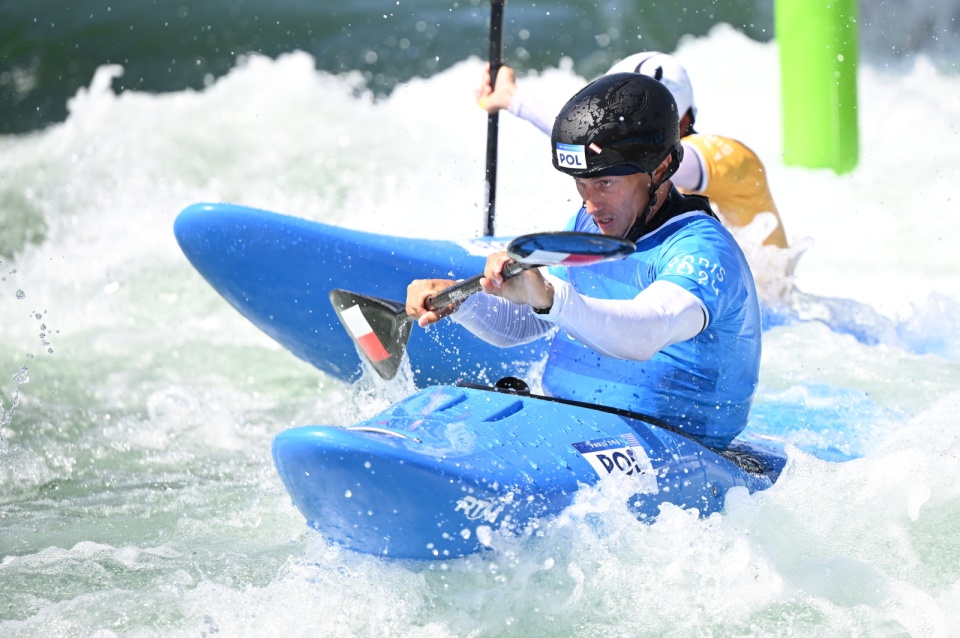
[429,229,637,310]
[483,0,506,237]
[428,259,524,311]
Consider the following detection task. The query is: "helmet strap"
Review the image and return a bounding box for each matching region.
[647,176,660,212]
[625,172,661,242]
[642,173,663,228]
[635,150,682,235]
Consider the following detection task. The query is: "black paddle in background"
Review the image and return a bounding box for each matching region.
[483,0,506,237]
[330,231,636,380]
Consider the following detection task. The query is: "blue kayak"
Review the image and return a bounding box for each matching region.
[272,383,787,560]
[173,202,548,385]
[176,203,788,559]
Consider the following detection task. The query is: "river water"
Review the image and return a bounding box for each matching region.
[2,1,960,636]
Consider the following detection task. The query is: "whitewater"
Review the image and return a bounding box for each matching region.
[1,25,959,637]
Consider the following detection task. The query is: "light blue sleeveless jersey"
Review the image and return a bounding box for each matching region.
[543,208,761,449]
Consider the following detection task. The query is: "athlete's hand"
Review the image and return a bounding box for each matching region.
[479,252,554,311]
[475,63,517,113]
[406,278,458,327]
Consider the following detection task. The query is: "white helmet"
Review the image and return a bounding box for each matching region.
[606,51,697,121]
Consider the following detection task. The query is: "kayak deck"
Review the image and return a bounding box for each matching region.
[273,384,786,559]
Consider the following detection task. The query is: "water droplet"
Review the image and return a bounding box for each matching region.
[13,365,29,384]
[15,289,25,300]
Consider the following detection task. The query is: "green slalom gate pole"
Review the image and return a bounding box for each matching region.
[776,0,859,174]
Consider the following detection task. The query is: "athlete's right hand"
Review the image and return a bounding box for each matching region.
[479,252,554,310]
[475,62,517,113]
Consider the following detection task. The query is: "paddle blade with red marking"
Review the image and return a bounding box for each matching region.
[329,290,413,381]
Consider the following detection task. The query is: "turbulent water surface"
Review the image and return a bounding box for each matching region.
[2,0,960,636]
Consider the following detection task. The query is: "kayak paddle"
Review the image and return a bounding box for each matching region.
[483,0,506,236]
[330,231,636,380]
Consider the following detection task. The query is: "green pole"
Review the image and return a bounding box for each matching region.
[776,0,859,174]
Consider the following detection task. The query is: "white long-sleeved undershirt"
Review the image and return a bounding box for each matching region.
[450,275,708,361]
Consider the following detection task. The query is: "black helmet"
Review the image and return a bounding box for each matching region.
[551,72,683,180]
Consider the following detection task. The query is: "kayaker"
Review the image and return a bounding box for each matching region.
[406,73,762,449]
[475,52,789,248]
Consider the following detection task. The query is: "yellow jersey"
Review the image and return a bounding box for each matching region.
[681,133,788,248]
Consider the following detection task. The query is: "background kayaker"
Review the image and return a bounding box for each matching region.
[475,51,789,249]
[406,73,762,449]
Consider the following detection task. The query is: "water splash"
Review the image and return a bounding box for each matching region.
[1,366,28,433]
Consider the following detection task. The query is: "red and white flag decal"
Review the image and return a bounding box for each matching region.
[517,249,604,266]
[559,253,603,265]
[340,305,391,362]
